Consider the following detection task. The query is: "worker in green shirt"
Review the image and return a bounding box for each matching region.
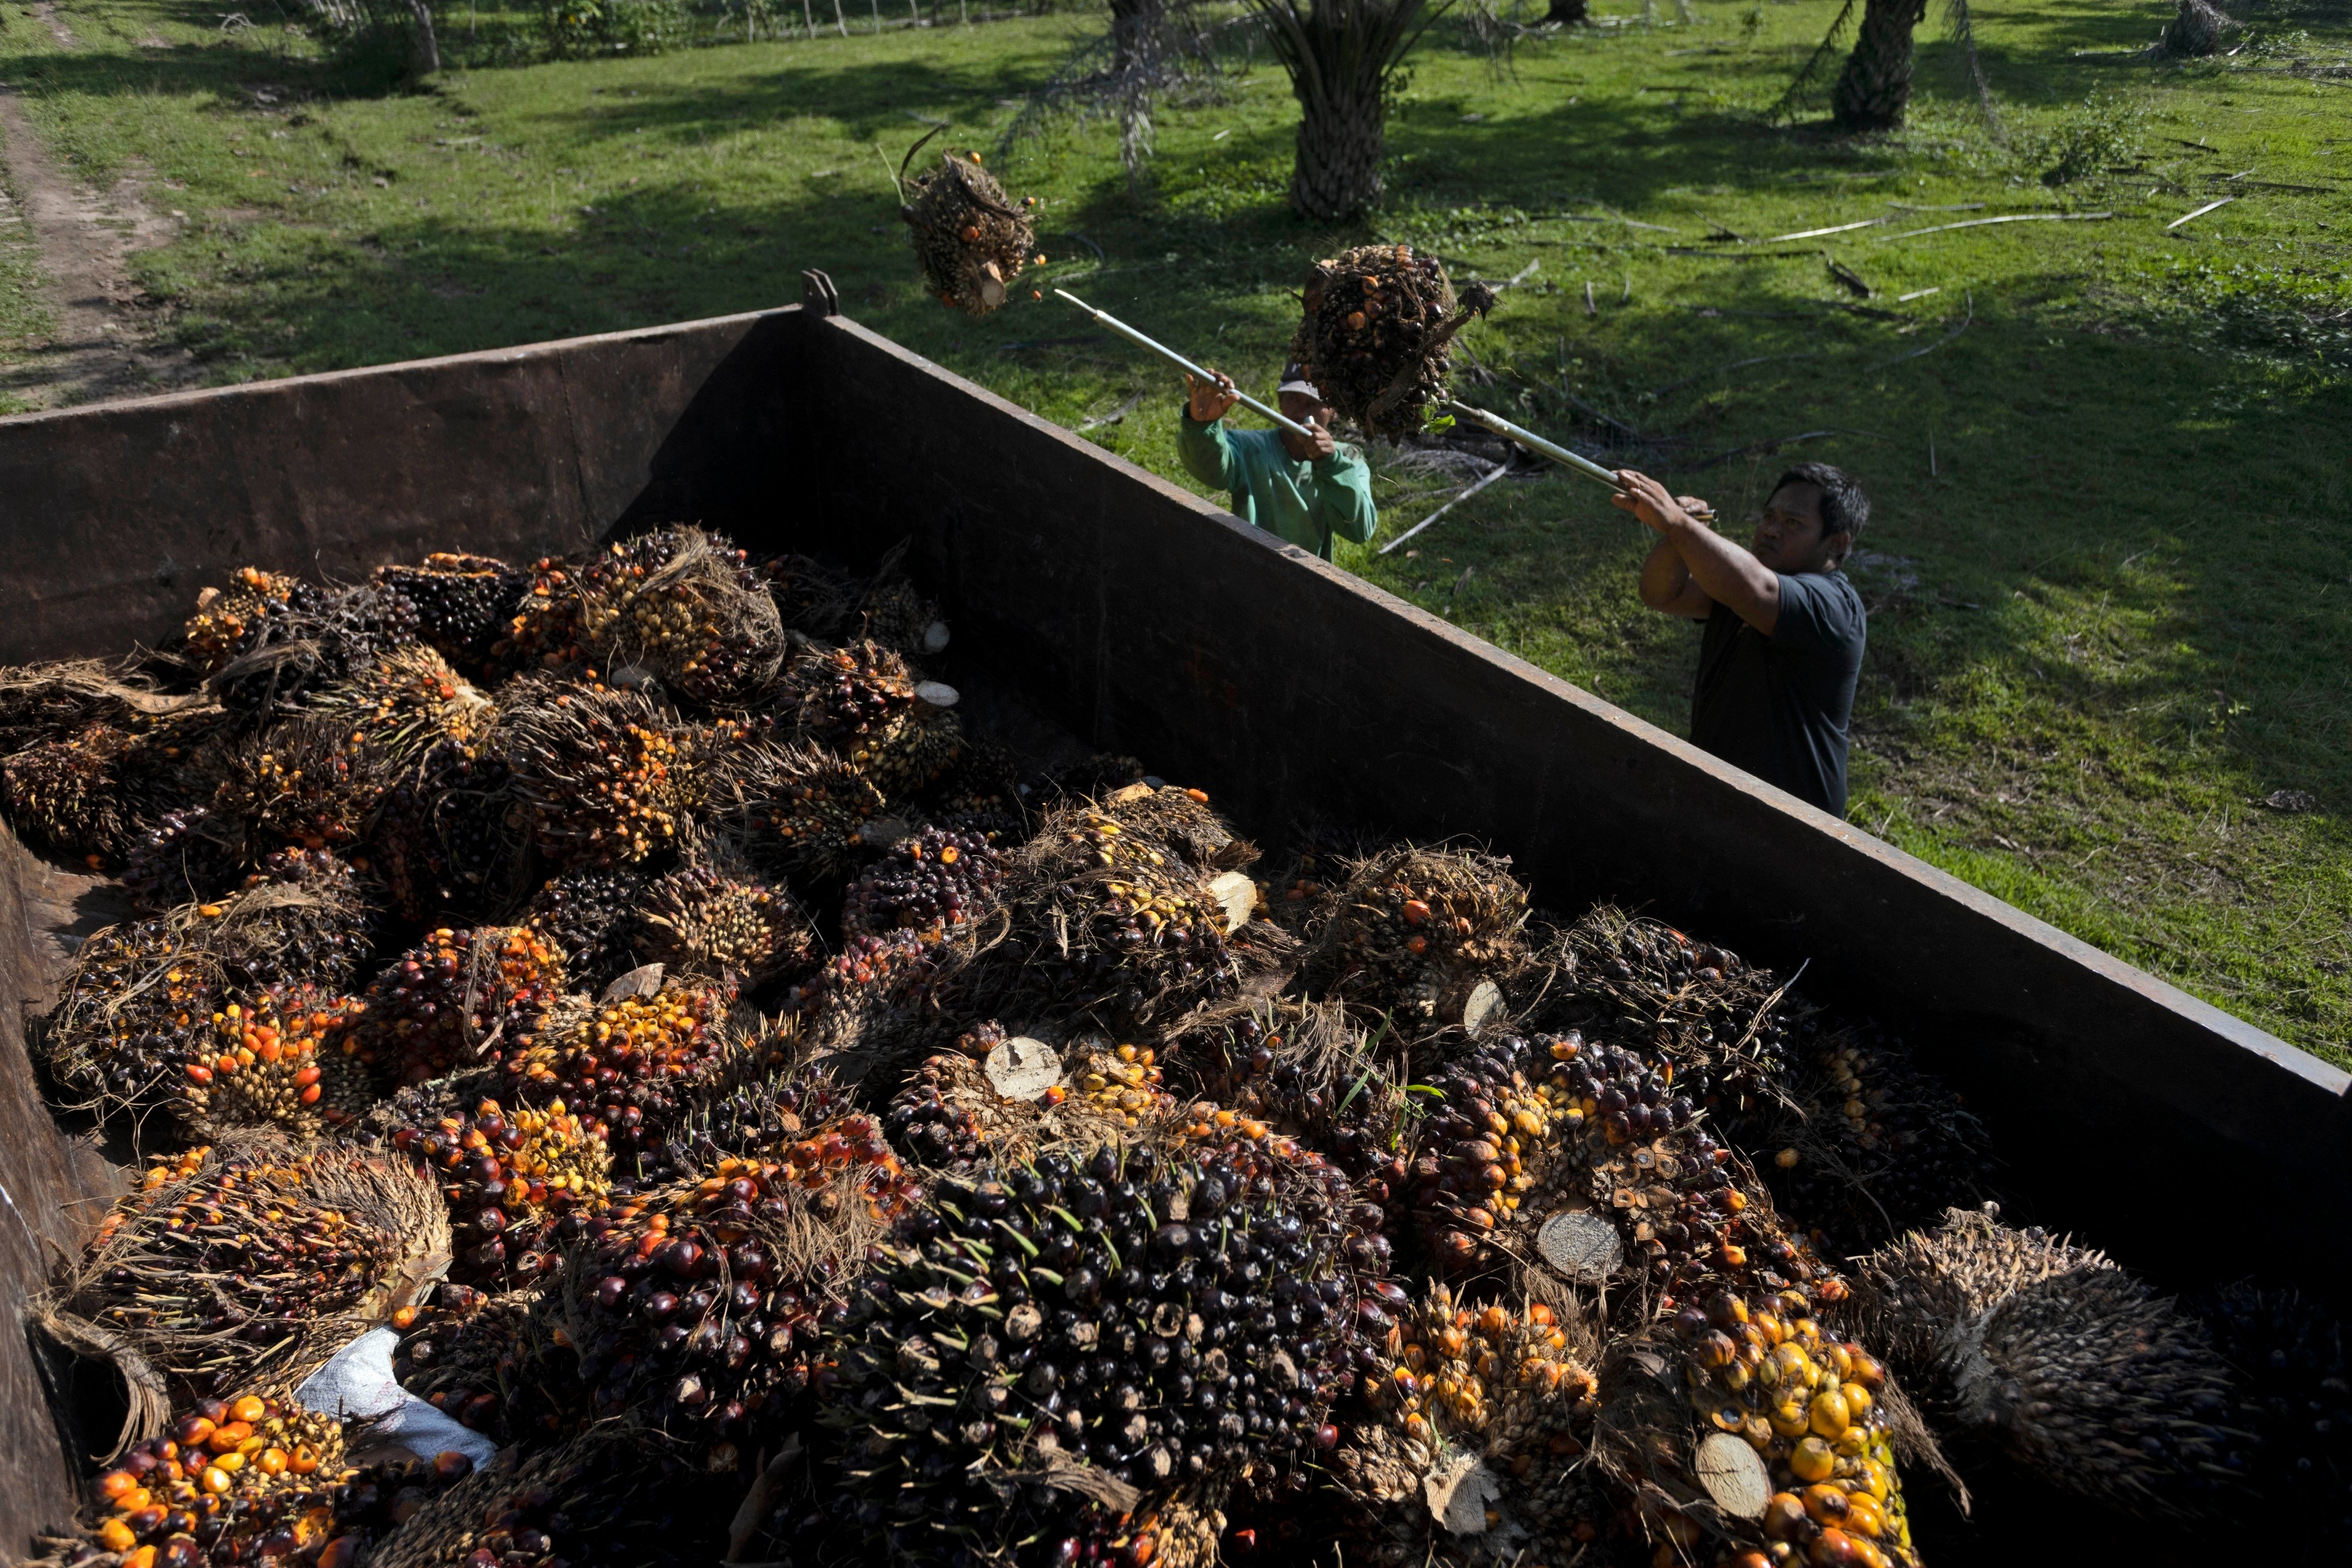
[1178,364,1378,559]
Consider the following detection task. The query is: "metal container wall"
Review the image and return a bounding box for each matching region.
[2,292,2345,1557]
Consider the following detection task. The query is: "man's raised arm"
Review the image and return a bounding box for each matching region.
[1615,470,1781,635]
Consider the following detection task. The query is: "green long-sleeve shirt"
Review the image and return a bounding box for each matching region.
[1177,414,1378,560]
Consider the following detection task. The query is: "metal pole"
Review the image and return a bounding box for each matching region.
[1056,290,1316,441]
[1446,401,1716,522]
[1378,461,1508,556]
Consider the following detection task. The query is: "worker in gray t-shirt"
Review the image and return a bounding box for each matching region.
[1620,461,1870,818]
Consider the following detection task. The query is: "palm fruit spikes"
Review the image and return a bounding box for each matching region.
[1311,845,1529,1024]
[354,926,567,1086]
[901,149,1037,315]
[637,856,812,986]
[306,644,496,775]
[566,1115,916,1451]
[1857,1206,2254,1518]
[1291,244,1496,439]
[393,1098,613,1283]
[500,980,729,1160]
[824,1141,1368,1566]
[59,1144,450,1400]
[183,987,372,1140]
[841,824,1005,940]
[499,678,694,868]
[371,551,529,674]
[574,528,786,707]
[732,742,890,884]
[3,722,133,862]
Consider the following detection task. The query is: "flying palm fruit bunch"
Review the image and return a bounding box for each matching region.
[781,638,964,796]
[488,557,590,680]
[500,980,730,1163]
[1744,1017,1992,1261]
[1310,845,1529,1026]
[367,737,527,926]
[1854,1206,2253,1519]
[215,719,387,852]
[180,986,374,1141]
[729,741,890,885]
[2196,1284,2352,1548]
[179,568,316,677]
[841,824,1006,940]
[497,677,696,868]
[207,581,424,722]
[521,865,652,995]
[371,552,530,675]
[391,1283,590,1447]
[574,528,787,708]
[902,150,1037,316]
[42,919,225,1117]
[1291,245,1497,441]
[637,853,813,987]
[76,1389,373,1568]
[203,848,382,993]
[393,1098,613,1284]
[1337,1288,1607,1568]
[353,926,569,1087]
[123,803,251,914]
[823,1141,1367,1568]
[1629,1284,1921,1568]
[364,1430,739,1568]
[565,1113,918,1452]
[3,721,134,863]
[307,645,498,777]
[54,1144,450,1400]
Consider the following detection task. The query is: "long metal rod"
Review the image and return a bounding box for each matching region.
[1056,289,1315,440]
[1378,461,1508,557]
[1447,400,1716,522]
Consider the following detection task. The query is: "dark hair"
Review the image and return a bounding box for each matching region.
[1771,462,1869,557]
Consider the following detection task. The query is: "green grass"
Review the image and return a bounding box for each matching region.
[1,0,2347,1056]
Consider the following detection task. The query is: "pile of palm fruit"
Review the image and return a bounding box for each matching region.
[7,524,2343,1568]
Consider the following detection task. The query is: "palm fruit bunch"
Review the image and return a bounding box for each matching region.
[78,1389,370,1568]
[43,920,225,1115]
[354,927,569,1086]
[565,1113,918,1451]
[500,981,730,1161]
[3,721,137,862]
[1855,1206,2252,1517]
[487,556,590,679]
[364,1431,737,1568]
[636,855,812,986]
[757,551,860,640]
[901,149,1037,315]
[391,1284,589,1446]
[499,678,695,868]
[1070,1041,1177,1131]
[0,655,161,755]
[57,1144,449,1399]
[215,720,384,852]
[841,825,1006,940]
[521,866,652,995]
[781,638,964,795]
[180,987,373,1140]
[1311,845,1528,1025]
[371,553,530,675]
[573,528,786,707]
[1337,1288,1606,1567]
[1744,1018,1991,1260]
[368,738,524,925]
[179,568,313,676]
[122,804,249,913]
[823,1141,1366,1568]
[391,1098,613,1283]
[1291,244,1496,440]
[787,929,938,1049]
[2197,1284,2352,1551]
[630,1063,860,1188]
[202,848,381,993]
[732,743,890,884]
[883,1052,1027,1172]
[1648,1284,1920,1568]
[856,571,949,661]
[207,581,423,720]
[307,646,497,774]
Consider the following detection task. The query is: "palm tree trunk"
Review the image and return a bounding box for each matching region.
[1291,80,1387,220]
[1831,0,1927,132]
[1544,0,1586,20]
[407,0,441,72]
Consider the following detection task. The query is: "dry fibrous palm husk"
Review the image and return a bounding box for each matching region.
[1292,244,1499,439]
[495,675,701,868]
[901,145,1038,316]
[206,580,425,721]
[0,657,197,754]
[45,1141,450,1423]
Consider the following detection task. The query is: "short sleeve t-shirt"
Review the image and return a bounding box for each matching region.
[1689,571,1867,817]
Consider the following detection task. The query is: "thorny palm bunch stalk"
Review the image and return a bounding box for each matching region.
[1245,0,1453,222]
[51,1142,450,1404]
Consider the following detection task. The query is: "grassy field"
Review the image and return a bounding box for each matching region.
[1,0,2347,1057]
